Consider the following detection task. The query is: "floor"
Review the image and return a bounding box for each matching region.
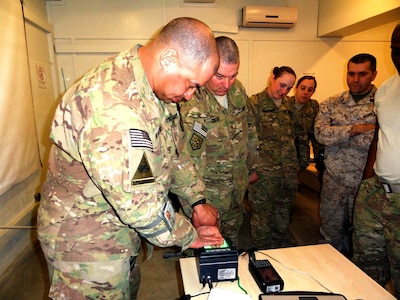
[0,183,322,300]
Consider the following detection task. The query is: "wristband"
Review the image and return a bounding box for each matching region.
[191,198,206,208]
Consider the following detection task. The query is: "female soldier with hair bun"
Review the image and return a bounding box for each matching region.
[289,75,325,183]
[248,66,309,249]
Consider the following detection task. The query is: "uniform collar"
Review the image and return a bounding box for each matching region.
[130,44,163,120]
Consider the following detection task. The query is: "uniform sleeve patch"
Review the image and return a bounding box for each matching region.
[129,129,153,151]
[193,121,207,138]
[190,133,204,151]
[131,152,155,185]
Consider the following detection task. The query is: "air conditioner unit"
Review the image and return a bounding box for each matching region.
[242,6,298,28]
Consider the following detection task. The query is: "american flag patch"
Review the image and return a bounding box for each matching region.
[129,129,153,151]
[193,121,207,138]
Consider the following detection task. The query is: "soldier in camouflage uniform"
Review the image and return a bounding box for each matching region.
[178,36,259,247]
[352,23,400,298]
[314,53,377,258]
[37,18,223,300]
[247,66,309,249]
[289,75,325,181]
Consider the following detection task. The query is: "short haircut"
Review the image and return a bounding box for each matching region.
[157,17,217,64]
[216,36,239,64]
[348,53,377,72]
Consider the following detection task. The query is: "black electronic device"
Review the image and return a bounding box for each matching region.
[249,252,284,294]
[197,238,238,284]
[258,291,347,300]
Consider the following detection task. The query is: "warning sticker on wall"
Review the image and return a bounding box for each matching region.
[36,63,46,89]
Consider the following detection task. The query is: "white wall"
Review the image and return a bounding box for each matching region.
[47,0,398,103]
[318,0,400,36]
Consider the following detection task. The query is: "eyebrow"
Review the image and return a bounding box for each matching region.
[216,72,238,78]
[348,71,369,75]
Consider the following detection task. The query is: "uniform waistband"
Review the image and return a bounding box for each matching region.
[377,177,400,194]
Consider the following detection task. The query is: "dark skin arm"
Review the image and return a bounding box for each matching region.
[350,124,376,136]
[191,203,219,228]
[362,123,378,180]
[189,226,224,248]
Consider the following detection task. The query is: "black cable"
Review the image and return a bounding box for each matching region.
[180,291,211,299]
[207,278,213,290]
[200,275,206,288]
[181,277,213,299]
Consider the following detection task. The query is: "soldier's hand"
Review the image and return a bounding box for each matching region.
[189,226,224,248]
[249,171,258,184]
[350,124,376,136]
[192,203,218,228]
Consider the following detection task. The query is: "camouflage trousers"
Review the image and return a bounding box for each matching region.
[352,176,400,299]
[179,178,245,248]
[44,256,141,299]
[205,174,247,248]
[319,171,359,257]
[248,173,297,249]
[217,195,244,248]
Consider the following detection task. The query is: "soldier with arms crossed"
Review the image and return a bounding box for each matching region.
[315,53,377,258]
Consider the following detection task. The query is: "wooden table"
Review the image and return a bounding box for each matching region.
[179,244,396,300]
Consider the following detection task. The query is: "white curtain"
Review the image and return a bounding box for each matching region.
[0,0,41,195]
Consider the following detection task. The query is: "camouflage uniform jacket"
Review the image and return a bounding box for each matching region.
[288,96,325,164]
[314,86,377,186]
[248,88,309,176]
[37,45,204,262]
[178,80,259,213]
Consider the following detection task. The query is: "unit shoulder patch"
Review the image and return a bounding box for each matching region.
[131,152,155,185]
[190,133,204,151]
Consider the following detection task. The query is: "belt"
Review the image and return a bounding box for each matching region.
[378,177,400,194]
